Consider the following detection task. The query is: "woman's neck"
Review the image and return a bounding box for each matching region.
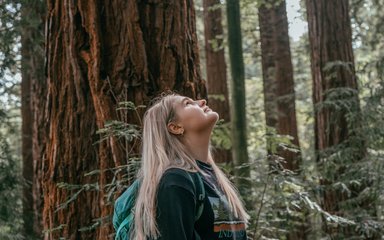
[183,131,211,163]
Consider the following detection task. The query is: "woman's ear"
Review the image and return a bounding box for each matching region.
[167,122,184,135]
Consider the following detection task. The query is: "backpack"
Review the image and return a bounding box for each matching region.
[113,171,205,240]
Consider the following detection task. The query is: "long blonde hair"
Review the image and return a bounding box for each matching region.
[132,92,250,239]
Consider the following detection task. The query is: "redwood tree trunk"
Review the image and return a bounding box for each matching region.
[306,0,374,238]
[258,0,301,172]
[258,1,306,239]
[43,0,206,239]
[203,0,231,164]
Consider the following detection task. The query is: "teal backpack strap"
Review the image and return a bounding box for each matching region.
[113,179,141,240]
[115,214,133,240]
[195,172,205,220]
[187,172,205,221]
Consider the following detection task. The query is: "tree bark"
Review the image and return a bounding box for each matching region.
[306,0,375,238]
[203,0,231,164]
[21,16,35,240]
[258,0,301,172]
[21,0,45,238]
[225,0,250,200]
[43,0,206,239]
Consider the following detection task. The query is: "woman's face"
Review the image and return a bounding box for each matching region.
[170,96,219,135]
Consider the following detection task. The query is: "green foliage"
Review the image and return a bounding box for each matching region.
[0,3,23,239]
[254,0,285,9]
[211,119,232,150]
[207,34,225,52]
[0,0,21,79]
[95,102,144,143]
[229,146,358,239]
[0,107,23,240]
[95,120,142,144]
[265,126,300,155]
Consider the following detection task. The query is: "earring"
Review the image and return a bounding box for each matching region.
[180,129,184,136]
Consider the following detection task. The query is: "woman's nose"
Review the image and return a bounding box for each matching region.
[199,99,207,106]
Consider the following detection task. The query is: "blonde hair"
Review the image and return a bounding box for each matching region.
[132,92,250,239]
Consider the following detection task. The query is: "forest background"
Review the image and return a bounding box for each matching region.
[1,0,384,239]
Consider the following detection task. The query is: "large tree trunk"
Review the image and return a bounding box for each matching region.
[258,1,307,239]
[21,0,45,238]
[203,0,231,164]
[43,1,206,239]
[225,0,250,200]
[306,0,375,238]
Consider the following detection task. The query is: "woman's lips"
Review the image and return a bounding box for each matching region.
[204,107,211,112]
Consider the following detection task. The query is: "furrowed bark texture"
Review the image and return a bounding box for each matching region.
[43,0,206,239]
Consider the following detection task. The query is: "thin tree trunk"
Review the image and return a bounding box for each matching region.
[258,1,307,239]
[225,0,250,199]
[203,0,231,164]
[43,1,206,239]
[21,0,45,238]
[306,0,375,238]
[21,17,35,240]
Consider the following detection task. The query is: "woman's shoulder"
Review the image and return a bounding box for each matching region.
[158,167,198,195]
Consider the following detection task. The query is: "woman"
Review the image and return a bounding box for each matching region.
[132,92,249,240]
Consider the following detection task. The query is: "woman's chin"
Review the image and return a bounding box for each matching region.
[208,111,220,123]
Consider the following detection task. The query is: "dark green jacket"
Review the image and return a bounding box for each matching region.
[152,160,247,240]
